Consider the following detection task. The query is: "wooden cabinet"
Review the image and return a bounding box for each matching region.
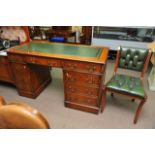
[63,62,104,114]
[9,54,51,98]
[0,56,13,83]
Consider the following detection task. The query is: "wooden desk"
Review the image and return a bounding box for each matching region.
[7,41,109,114]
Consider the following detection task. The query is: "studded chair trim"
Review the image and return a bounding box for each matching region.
[119,47,148,71]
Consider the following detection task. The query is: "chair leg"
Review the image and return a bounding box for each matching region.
[133,100,145,124]
[101,88,106,113]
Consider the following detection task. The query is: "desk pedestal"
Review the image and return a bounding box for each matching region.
[9,60,51,98]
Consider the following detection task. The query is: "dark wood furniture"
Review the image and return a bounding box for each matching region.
[101,46,151,123]
[7,41,109,114]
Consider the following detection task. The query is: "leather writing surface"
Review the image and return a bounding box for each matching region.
[15,42,102,58]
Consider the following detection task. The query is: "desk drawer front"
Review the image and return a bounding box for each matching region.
[26,56,61,67]
[63,60,103,74]
[8,54,25,62]
[65,93,98,106]
[66,83,99,97]
[64,71,102,86]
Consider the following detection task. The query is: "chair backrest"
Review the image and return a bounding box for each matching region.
[114,46,151,77]
[119,47,148,71]
[0,97,50,129]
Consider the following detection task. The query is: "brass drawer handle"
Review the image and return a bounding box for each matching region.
[66,73,71,78]
[71,66,76,70]
[66,74,75,82]
[48,62,56,66]
[68,86,75,93]
[29,58,35,63]
[69,64,77,70]
[86,65,95,73]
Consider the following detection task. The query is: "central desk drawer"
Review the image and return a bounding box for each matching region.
[64,71,102,86]
[65,93,98,106]
[26,56,61,67]
[63,60,103,74]
[66,83,99,97]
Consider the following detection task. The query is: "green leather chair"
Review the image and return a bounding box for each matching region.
[101,46,152,124]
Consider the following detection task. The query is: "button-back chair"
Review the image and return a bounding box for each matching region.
[101,46,152,124]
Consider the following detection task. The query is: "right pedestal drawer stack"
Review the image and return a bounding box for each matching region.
[63,60,106,114]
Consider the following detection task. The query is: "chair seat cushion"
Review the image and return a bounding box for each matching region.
[106,74,145,98]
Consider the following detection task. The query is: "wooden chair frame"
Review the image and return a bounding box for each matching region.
[101,46,152,124]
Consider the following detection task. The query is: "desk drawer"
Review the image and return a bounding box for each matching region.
[26,56,61,67]
[64,71,102,86]
[66,83,99,97]
[63,60,103,74]
[8,54,25,62]
[65,93,98,106]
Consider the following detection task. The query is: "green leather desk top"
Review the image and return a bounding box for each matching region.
[15,42,102,58]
